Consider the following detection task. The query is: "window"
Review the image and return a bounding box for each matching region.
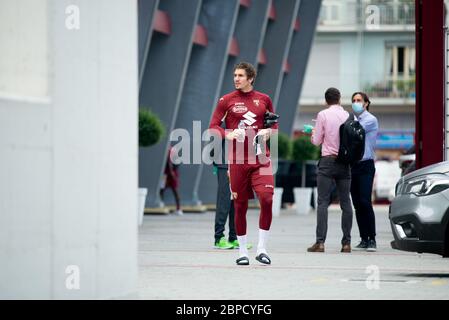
[319,1,342,25]
[387,45,415,78]
[385,45,415,97]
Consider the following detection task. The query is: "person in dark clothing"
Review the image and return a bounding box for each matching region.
[213,130,253,250]
[213,136,237,249]
[160,146,183,215]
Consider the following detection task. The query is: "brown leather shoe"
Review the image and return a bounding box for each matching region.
[307,242,325,252]
[341,244,351,253]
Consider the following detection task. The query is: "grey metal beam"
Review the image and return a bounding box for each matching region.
[256,0,300,107]
[277,0,322,135]
[173,0,240,206]
[138,0,159,86]
[221,0,271,95]
[198,0,272,205]
[139,0,202,207]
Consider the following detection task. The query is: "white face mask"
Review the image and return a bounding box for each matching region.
[352,102,364,113]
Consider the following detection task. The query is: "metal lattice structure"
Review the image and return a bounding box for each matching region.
[138,0,322,207]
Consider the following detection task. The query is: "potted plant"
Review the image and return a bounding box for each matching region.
[138,108,165,225]
[292,135,319,215]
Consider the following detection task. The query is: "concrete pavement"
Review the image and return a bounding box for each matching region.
[138,205,449,300]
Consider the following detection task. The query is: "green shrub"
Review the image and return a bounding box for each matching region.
[139,108,165,147]
[292,135,320,162]
[276,132,292,160]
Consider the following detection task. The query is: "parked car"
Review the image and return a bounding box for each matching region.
[389,160,449,257]
[399,145,416,176]
[373,160,402,202]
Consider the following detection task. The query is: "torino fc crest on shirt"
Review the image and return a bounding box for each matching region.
[253,99,260,107]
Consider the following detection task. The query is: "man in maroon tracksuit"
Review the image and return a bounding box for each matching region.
[209,62,278,266]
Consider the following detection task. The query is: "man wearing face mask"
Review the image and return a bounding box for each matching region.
[350,92,379,252]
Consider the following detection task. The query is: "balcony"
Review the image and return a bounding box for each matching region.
[317,0,415,32]
[363,77,415,99]
[299,77,415,107]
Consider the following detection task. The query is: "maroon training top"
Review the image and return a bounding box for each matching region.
[209,89,278,163]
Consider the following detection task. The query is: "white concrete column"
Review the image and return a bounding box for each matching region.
[0,0,138,299]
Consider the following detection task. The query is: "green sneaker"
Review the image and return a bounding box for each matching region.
[229,240,253,250]
[214,237,233,249]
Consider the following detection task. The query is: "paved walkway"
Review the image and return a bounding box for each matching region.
[138,205,449,300]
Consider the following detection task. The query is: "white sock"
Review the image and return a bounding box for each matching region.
[237,235,248,258]
[257,229,269,255]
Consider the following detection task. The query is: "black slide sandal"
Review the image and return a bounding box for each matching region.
[255,253,271,265]
[236,256,249,265]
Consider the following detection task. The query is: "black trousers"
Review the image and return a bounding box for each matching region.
[215,168,236,243]
[350,159,376,241]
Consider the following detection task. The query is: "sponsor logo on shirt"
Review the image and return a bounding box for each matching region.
[265,184,274,189]
[242,111,257,126]
[232,105,248,113]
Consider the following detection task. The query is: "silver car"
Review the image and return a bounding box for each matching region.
[389,160,449,257]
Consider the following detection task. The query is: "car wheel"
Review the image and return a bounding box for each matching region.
[444,223,449,258]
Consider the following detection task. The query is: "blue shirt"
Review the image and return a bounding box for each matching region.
[356,110,378,161]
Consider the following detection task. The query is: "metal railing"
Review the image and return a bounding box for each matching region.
[318,0,415,28]
[363,77,415,99]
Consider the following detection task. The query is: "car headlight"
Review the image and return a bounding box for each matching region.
[396,173,449,196]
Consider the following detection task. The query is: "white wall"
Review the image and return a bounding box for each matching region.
[0,0,49,99]
[0,0,138,299]
[301,41,341,100]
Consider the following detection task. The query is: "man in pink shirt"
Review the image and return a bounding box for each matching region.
[307,87,353,253]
